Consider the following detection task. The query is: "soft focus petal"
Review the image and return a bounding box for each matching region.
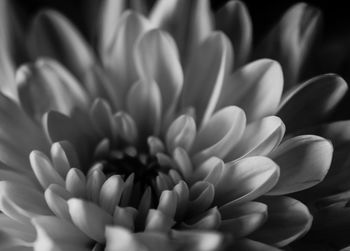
[32,215,90,251]
[215,0,252,67]
[135,29,183,117]
[17,59,90,119]
[29,10,96,83]
[217,59,283,122]
[103,11,151,108]
[183,32,233,125]
[0,181,51,222]
[268,135,333,195]
[277,74,347,132]
[127,80,162,139]
[150,0,213,63]
[233,239,282,251]
[251,196,312,247]
[254,3,321,89]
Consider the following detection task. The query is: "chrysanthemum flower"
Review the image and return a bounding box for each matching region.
[0,1,344,251]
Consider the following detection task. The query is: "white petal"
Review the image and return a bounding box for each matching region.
[135,29,183,116]
[226,116,285,160]
[183,32,233,124]
[68,198,112,243]
[268,135,333,195]
[217,59,283,121]
[192,106,246,165]
[30,151,65,189]
[215,157,279,206]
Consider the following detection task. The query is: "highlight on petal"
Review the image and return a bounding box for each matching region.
[251,196,313,247]
[277,74,348,132]
[226,116,285,161]
[191,106,246,165]
[183,32,233,124]
[68,198,112,243]
[29,10,95,81]
[134,29,183,116]
[214,156,280,206]
[215,0,252,67]
[32,215,90,251]
[254,3,321,89]
[166,115,196,153]
[17,59,90,119]
[268,135,333,195]
[0,181,51,222]
[217,59,283,122]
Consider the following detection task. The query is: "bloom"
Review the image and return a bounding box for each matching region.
[0,1,344,251]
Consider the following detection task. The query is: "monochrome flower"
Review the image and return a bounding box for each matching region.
[0,1,344,251]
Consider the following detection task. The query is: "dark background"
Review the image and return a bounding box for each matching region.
[13,0,350,42]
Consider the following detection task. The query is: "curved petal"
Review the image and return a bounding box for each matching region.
[215,0,252,67]
[226,116,285,161]
[102,11,152,108]
[183,32,233,125]
[219,201,267,238]
[251,196,312,247]
[268,135,333,195]
[126,80,162,139]
[32,215,90,251]
[166,115,196,153]
[134,29,183,117]
[217,59,283,122]
[17,59,90,119]
[0,181,51,223]
[191,106,246,165]
[277,74,348,132]
[29,10,95,83]
[254,3,321,89]
[0,93,48,173]
[150,0,213,63]
[68,198,112,243]
[214,156,279,206]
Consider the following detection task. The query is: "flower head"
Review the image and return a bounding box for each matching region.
[0,1,344,251]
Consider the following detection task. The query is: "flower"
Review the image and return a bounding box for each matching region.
[0,1,343,251]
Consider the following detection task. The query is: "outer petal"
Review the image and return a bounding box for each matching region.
[254,3,321,89]
[214,156,279,206]
[29,10,95,84]
[268,135,333,195]
[0,93,48,174]
[277,74,347,132]
[226,116,285,161]
[150,0,213,63]
[183,32,233,125]
[217,59,283,122]
[251,196,313,247]
[134,29,183,117]
[0,181,51,223]
[215,0,252,67]
[32,216,90,251]
[17,59,90,120]
[103,11,152,108]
